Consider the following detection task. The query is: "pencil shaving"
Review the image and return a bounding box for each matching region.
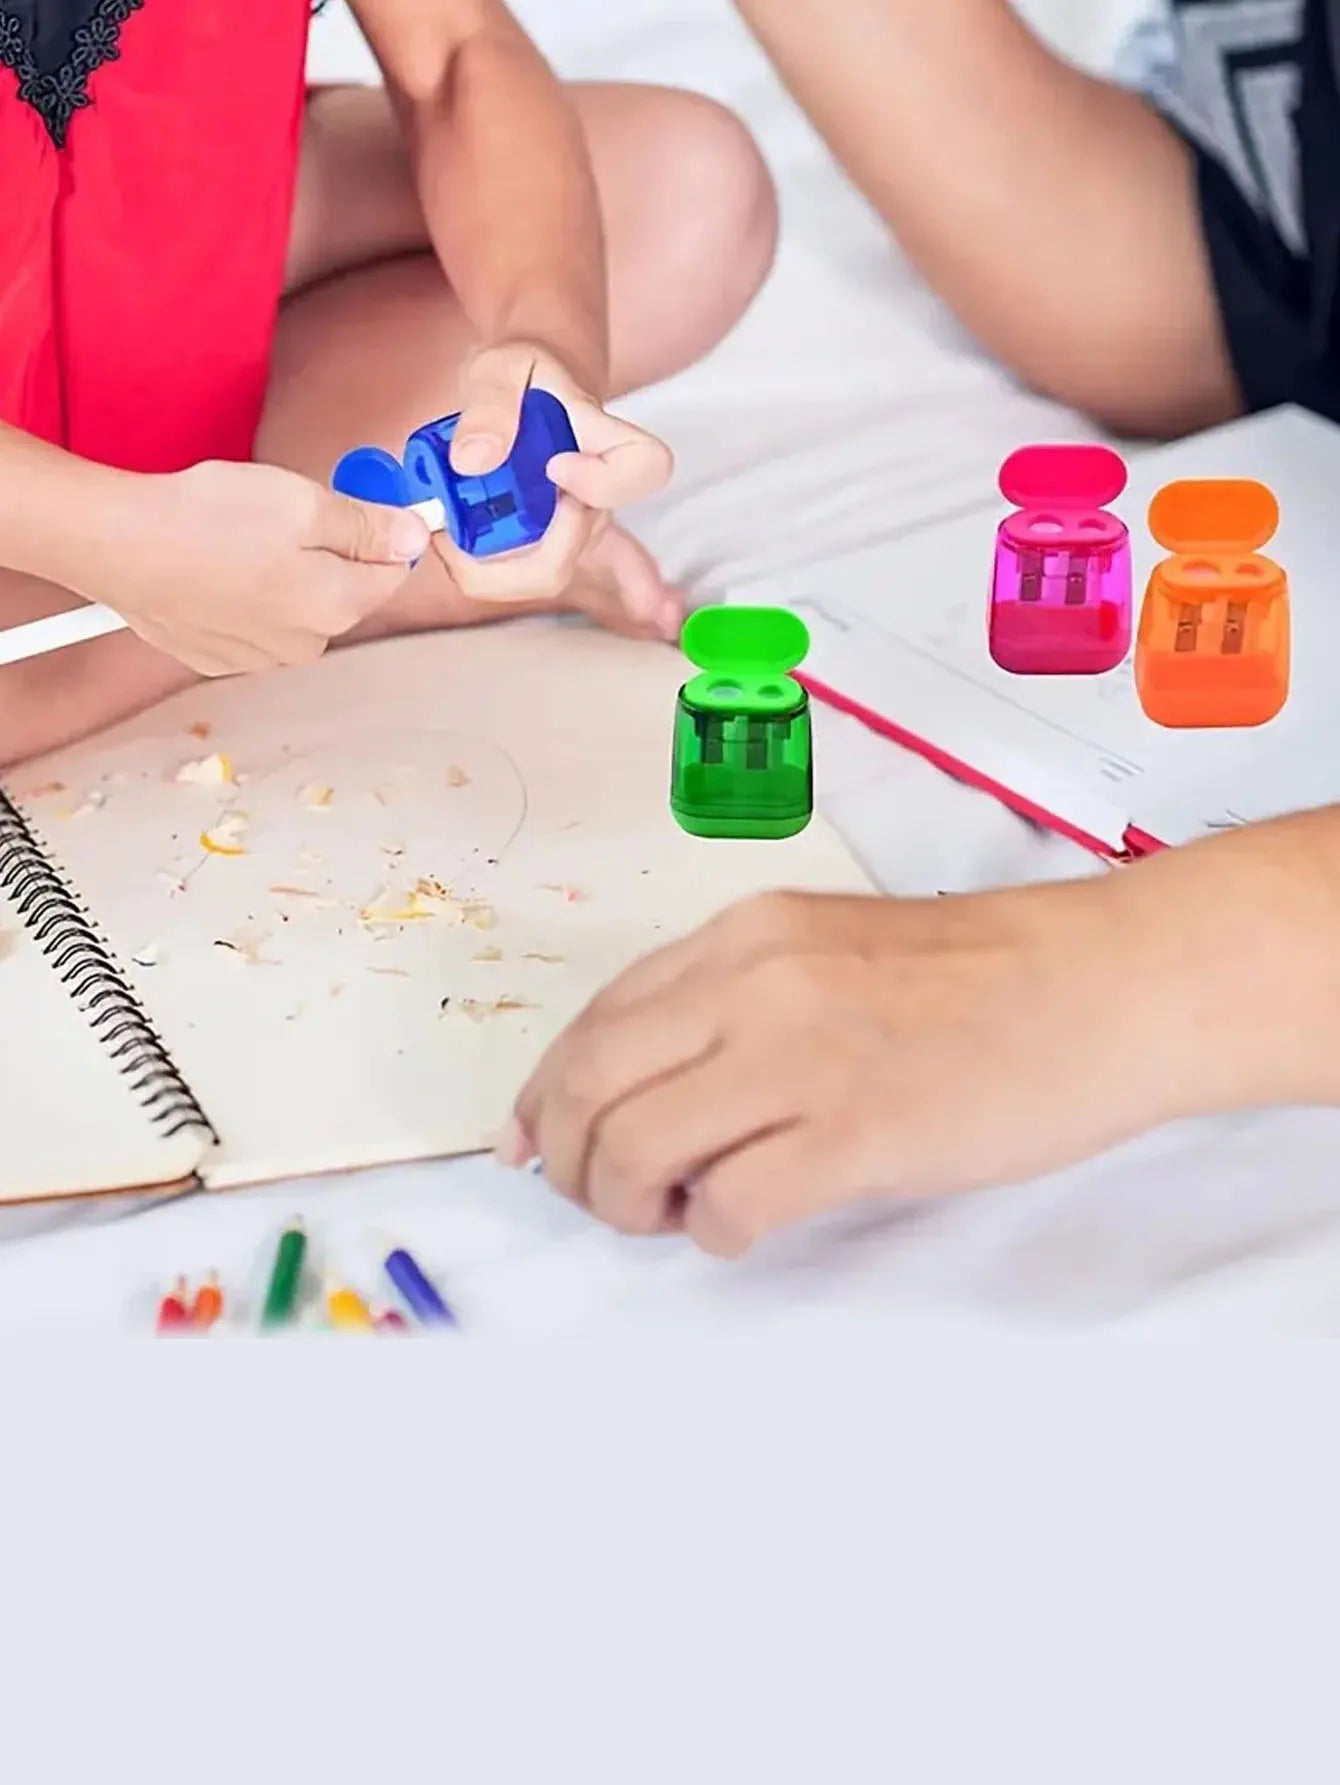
[432,886,497,929]
[269,883,336,907]
[539,882,587,903]
[186,722,212,740]
[523,952,565,964]
[131,942,163,967]
[200,811,249,856]
[446,764,470,787]
[23,781,65,799]
[175,752,234,786]
[366,966,411,978]
[358,885,435,925]
[358,879,493,928]
[299,783,333,811]
[417,876,496,925]
[451,995,536,1023]
[472,946,504,962]
[58,788,106,819]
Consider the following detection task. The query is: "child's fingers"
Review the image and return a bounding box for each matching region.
[546,445,673,510]
[449,352,529,475]
[547,426,673,511]
[432,498,594,603]
[310,491,429,566]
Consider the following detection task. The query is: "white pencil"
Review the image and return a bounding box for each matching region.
[0,602,126,668]
[0,497,447,668]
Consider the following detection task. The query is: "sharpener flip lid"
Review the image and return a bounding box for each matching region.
[988,444,1132,676]
[670,607,813,840]
[1135,478,1289,729]
[331,388,577,558]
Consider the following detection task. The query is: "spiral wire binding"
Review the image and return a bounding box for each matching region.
[0,786,217,1143]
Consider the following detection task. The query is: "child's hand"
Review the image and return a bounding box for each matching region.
[437,341,674,628]
[500,877,1215,1257]
[94,461,428,676]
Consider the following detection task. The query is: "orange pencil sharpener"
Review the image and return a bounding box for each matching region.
[1135,478,1289,729]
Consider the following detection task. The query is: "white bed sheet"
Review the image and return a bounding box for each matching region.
[4,0,1337,1332]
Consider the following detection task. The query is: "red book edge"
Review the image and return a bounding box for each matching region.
[798,671,1167,865]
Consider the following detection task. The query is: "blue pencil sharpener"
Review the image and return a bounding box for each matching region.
[331,388,577,558]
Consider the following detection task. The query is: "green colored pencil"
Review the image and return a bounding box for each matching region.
[260,1221,307,1328]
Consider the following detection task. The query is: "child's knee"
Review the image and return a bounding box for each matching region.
[646,91,778,313]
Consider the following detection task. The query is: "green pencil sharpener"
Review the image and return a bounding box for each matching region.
[669,606,813,840]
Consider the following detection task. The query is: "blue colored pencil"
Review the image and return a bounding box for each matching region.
[383,1246,457,1328]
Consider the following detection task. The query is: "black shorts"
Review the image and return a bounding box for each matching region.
[1151,0,1340,419]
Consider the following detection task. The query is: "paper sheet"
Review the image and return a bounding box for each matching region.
[0,909,207,1202]
[734,407,1340,850]
[5,622,869,1196]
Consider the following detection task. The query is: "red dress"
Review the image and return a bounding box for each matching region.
[0,0,310,472]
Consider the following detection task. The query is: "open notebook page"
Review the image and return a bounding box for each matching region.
[6,622,868,1195]
[738,406,1340,850]
[0,913,207,1202]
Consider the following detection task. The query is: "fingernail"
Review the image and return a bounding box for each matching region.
[450,434,506,475]
[389,512,431,561]
[492,1117,534,1169]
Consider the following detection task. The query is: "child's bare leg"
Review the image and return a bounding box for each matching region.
[0,83,776,767]
[286,83,775,390]
[737,0,1235,437]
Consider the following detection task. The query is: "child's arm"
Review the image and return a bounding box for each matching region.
[350,0,672,608]
[352,0,609,398]
[0,419,426,672]
[735,0,1237,438]
[0,421,134,593]
[0,418,428,764]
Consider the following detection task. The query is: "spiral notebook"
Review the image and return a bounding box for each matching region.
[0,621,869,1208]
[733,406,1340,858]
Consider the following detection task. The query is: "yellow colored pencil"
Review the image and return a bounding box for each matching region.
[326,1283,375,1332]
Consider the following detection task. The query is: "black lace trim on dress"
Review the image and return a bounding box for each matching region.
[0,0,144,149]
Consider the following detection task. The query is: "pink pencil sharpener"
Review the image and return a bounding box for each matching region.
[988,444,1132,676]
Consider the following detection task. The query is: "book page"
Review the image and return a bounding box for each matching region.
[10,622,868,1192]
[738,407,1340,849]
[0,895,208,1202]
